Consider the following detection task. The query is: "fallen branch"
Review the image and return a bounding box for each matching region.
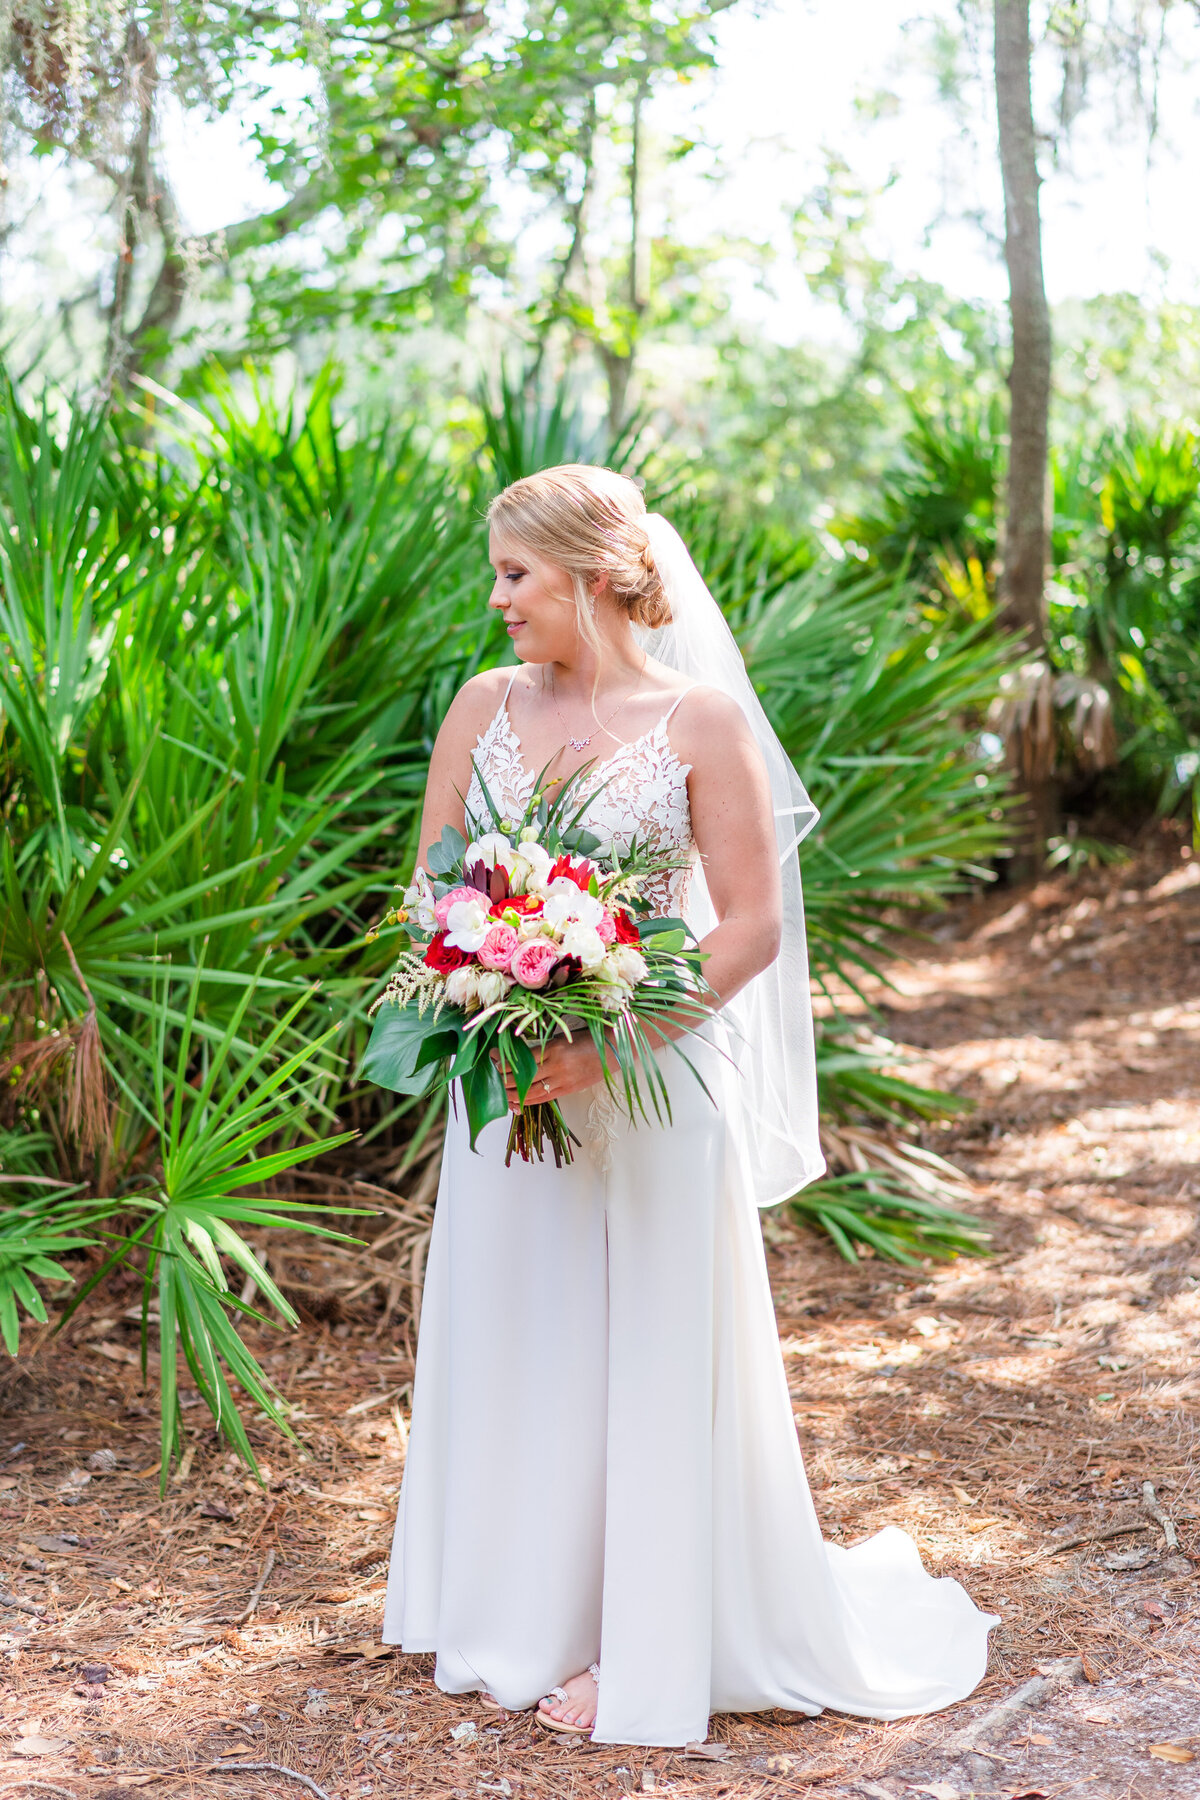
[943,1657,1081,1754]
[164,1625,237,1653]
[344,1385,410,1417]
[1143,1481,1180,1551]
[1,1551,47,1575]
[208,1763,334,1800]
[1030,1517,1147,1559]
[295,1483,374,1509]
[976,1411,1054,1428]
[0,1783,80,1800]
[0,1589,47,1617]
[237,1547,276,1624]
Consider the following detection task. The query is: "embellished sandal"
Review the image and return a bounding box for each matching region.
[535,1662,600,1735]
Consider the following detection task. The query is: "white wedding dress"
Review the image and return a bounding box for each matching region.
[382,681,997,1748]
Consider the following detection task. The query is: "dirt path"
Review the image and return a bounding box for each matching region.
[1,835,1197,1800]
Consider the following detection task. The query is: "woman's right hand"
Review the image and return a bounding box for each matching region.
[498,1033,609,1108]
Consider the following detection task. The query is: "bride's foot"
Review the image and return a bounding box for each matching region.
[537,1663,599,1731]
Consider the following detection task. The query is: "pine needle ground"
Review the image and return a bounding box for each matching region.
[1,829,1197,1800]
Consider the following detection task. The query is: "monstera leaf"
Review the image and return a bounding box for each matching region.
[361,999,460,1097]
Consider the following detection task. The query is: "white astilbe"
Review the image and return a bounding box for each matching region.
[370,952,446,1020]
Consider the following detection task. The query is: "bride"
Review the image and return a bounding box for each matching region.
[381,463,996,1748]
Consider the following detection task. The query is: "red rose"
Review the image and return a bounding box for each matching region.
[613,909,640,944]
[425,934,470,973]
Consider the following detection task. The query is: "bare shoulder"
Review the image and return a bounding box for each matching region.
[667,684,757,766]
[436,665,515,748]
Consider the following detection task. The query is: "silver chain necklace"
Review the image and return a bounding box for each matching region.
[546,661,646,753]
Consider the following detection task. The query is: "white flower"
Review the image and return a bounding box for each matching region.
[402,868,439,934]
[444,965,483,1009]
[598,980,633,1013]
[542,884,605,932]
[508,839,553,897]
[475,968,512,1008]
[519,823,542,843]
[608,944,648,985]
[465,832,519,875]
[559,920,607,971]
[444,896,493,952]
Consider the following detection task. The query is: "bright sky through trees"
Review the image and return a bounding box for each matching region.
[659,0,1200,345]
[147,0,1200,343]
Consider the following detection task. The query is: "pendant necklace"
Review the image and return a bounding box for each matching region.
[547,660,646,753]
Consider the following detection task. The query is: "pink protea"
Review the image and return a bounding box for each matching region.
[434,885,481,930]
[509,938,562,990]
[477,922,519,972]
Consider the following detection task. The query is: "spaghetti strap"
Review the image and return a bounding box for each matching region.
[497,668,519,722]
[661,686,695,727]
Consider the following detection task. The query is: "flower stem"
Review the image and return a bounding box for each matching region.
[504,1101,581,1168]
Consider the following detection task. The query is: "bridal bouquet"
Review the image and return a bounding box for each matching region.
[362,767,709,1166]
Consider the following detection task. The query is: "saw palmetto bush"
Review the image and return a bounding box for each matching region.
[0,369,502,1477]
[844,403,1200,839]
[1051,422,1200,830]
[729,564,1014,1262]
[0,363,1018,1470]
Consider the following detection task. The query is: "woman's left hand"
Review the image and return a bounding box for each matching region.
[501,1034,607,1109]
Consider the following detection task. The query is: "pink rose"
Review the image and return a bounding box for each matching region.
[597,909,617,944]
[510,938,562,990]
[477,922,519,971]
[434,884,481,929]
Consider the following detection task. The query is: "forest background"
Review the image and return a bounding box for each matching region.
[1,0,1199,1477]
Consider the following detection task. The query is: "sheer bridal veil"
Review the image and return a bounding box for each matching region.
[639,512,825,1207]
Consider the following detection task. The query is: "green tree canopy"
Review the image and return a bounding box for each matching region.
[5,0,729,381]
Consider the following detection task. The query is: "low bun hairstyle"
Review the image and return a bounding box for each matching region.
[487,464,672,636]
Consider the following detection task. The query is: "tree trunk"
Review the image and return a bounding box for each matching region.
[602,78,649,439]
[993,0,1057,871]
[994,0,1050,642]
[102,20,156,391]
[529,91,597,390]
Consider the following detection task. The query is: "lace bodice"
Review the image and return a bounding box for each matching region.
[464,684,696,919]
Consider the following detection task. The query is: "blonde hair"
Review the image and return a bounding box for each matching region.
[487,464,672,648]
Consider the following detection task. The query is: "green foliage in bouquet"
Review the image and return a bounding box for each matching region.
[362,762,710,1165]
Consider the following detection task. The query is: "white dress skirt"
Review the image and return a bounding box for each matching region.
[382,689,997,1747]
